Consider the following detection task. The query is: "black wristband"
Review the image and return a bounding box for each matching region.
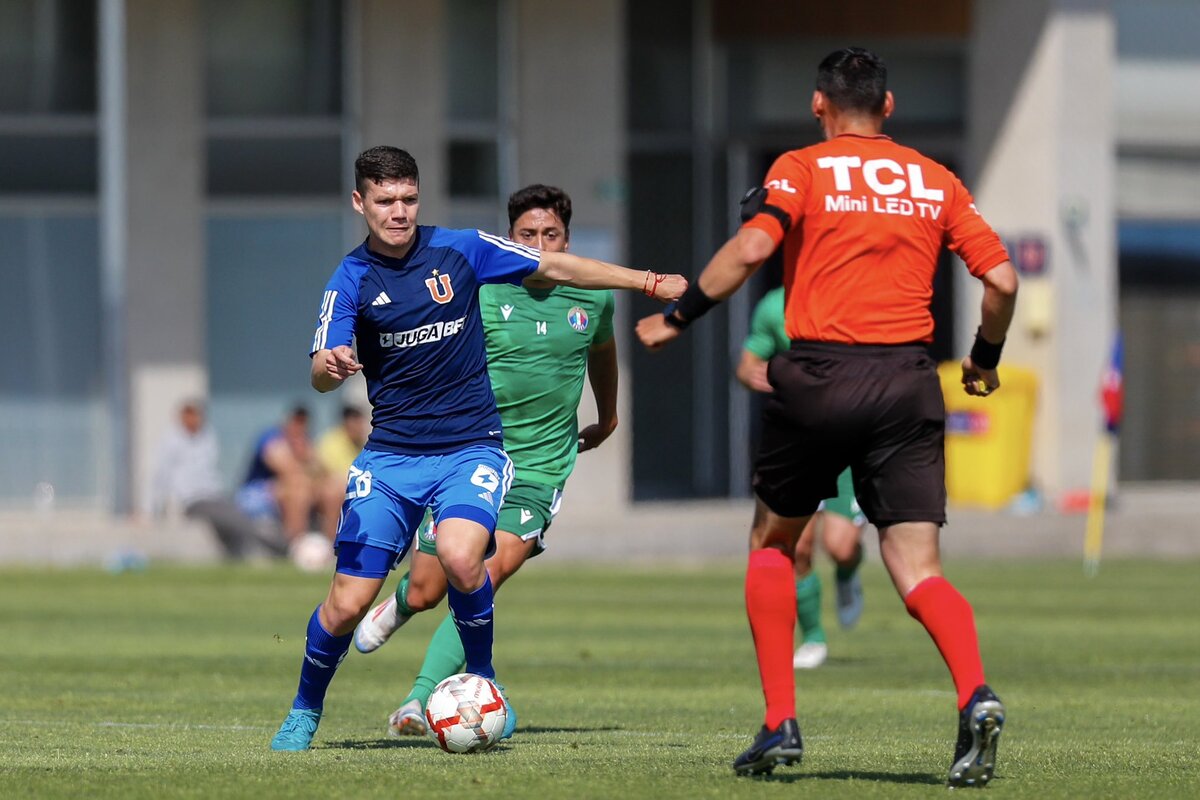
[970,327,1004,370]
[674,283,720,323]
[662,303,690,330]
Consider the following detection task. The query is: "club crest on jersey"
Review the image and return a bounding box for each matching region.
[567,306,589,332]
[425,271,454,304]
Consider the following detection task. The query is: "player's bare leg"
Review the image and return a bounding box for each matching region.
[790,515,827,668]
[735,500,809,775]
[878,522,1004,786]
[822,512,865,628]
[387,532,537,737]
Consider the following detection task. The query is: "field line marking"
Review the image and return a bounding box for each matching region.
[0,719,268,732]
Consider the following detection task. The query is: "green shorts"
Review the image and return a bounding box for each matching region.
[415,479,563,558]
[819,468,865,525]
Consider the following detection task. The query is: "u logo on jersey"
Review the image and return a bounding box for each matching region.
[425,273,454,304]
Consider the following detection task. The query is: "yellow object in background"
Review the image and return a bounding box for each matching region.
[938,363,1039,509]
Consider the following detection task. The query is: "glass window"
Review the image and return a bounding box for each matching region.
[1115,0,1200,59]
[0,132,98,194]
[0,212,108,507]
[726,39,964,129]
[627,0,693,134]
[206,135,342,196]
[204,0,342,117]
[0,0,97,114]
[205,213,348,476]
[447,140,499,200]
[445,0,499,124]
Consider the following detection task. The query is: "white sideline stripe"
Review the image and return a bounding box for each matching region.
[0,719,268,732]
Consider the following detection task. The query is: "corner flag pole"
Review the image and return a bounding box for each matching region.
[1084,334,1124,577]
[1082,434,1112,577]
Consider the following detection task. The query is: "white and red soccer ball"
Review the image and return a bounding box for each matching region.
[424,673,507,753]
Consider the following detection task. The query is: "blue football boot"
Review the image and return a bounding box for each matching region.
[270,708,322,751]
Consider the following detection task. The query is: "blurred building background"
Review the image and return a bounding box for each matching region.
[1,0,1198,525]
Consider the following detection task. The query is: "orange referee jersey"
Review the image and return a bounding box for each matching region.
[743,133,1009,345]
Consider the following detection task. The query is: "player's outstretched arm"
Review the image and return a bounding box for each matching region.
[637,227,776,351]
[961,261,1018,397]
[311,345,363,393]
[530,251,686,302]
[579,338,619,453]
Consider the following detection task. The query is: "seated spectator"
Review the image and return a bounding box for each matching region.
[146,400,287,560]
[237,405,335,546]
[315,405,370,538]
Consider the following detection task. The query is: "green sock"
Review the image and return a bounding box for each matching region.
[404,613,467,708]
[835,544,864,582]
[795,572,826,644]
[394,572,415,617]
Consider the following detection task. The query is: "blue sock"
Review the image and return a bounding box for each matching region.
[292,605,353,711]
[446,574,495,680]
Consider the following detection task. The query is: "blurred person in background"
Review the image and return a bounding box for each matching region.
[351,184,619,739]
[638,47,1016,786]
[316,405,370,538]
[236,405,336,547]
[145,400,287,560]
[736,285,868,671]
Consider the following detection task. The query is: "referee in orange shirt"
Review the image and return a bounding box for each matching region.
[638,48,1017,787]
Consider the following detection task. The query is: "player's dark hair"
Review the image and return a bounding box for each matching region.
[341,405,365,422]
[507,184,572,236]
[354,146,419,193]
[816,47,887,115]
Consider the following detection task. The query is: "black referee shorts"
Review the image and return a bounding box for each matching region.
[751,341,947,527]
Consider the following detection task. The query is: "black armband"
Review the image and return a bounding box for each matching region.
[970,327,1005,370]
[663,283,720,330]
[738,186,791,231]
[662,303,689,330]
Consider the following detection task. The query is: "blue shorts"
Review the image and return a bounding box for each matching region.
[333,445,513,576]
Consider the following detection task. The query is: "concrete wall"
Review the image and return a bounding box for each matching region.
[513,0,631,517]
[966,0,1116,496]
[357,0,449,221]
[119,0,207,514]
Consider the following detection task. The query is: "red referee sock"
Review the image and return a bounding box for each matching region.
[745,548,797,729]
[904,576,986,710]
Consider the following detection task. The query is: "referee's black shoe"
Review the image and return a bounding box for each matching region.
[948,684,1006,788]
[732,718,803,776]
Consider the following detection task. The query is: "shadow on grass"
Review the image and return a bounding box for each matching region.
[748,770,943,786]
[519,725,623,734]
[320,738,439,751]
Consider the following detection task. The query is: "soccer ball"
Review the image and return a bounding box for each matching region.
[289,532,333,573]
[424,673,508,753]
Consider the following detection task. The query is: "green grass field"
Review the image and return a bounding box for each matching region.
[3,557,1198,798]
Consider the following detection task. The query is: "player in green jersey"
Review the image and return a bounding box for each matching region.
[736,287,867,669]
[352,184,619,736]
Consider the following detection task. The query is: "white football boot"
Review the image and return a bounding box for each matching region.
[354,594,411,654]
[792,641,828,670]
[388,698,428,737]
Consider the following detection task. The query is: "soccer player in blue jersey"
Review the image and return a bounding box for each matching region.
[270,146,686,751]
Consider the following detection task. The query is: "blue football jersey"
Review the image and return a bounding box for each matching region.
[311,226,540,454]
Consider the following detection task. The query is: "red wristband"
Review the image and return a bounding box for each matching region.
[642,270,667,299]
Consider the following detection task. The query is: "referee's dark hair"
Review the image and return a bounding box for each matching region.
[816,47,888,116]
[355,146,419,193]
[507,184,572,238]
